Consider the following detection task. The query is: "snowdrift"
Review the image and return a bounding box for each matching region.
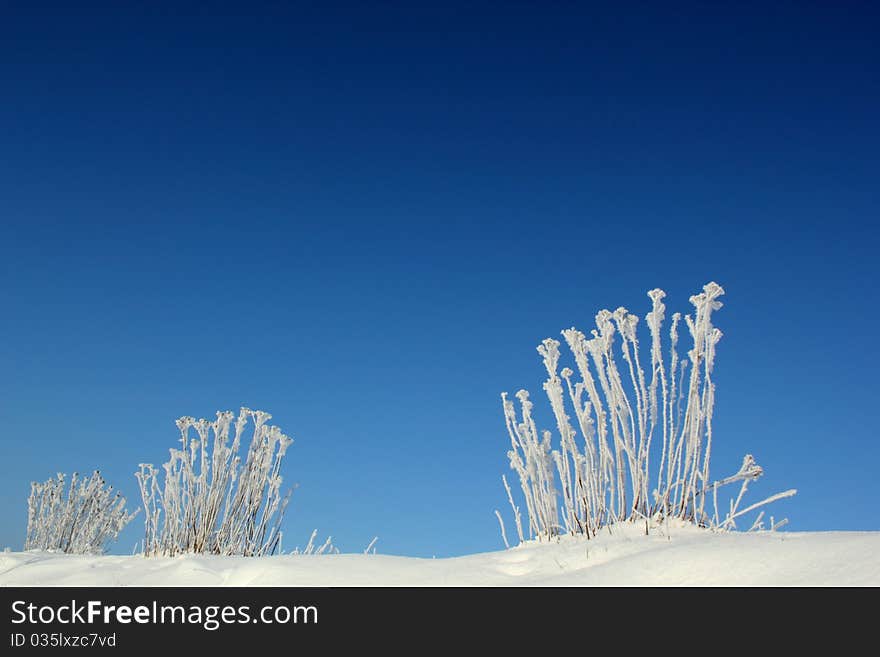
[3,524,878,586]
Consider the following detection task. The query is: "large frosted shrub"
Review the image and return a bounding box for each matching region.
[26,471,137,554]
[497,282,795,545]
[135,407,293,557]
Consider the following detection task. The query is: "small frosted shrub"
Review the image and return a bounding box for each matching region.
[136,407,293,557]
[497,282,795,545]
[26,471,137,554]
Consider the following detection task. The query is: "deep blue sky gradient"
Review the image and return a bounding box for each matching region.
[1,1,878,556]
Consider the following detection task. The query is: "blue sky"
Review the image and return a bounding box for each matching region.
[1,2,877,556]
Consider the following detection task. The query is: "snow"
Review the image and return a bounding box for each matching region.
[3,524,878,586]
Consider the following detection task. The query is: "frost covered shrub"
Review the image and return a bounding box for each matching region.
[135,407,293,557]
[497,282,796,546]
[26,471,137,554]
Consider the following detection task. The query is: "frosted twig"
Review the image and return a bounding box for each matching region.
[495,510,510,549]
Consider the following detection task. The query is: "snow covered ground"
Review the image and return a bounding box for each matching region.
[2,524,878,586]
